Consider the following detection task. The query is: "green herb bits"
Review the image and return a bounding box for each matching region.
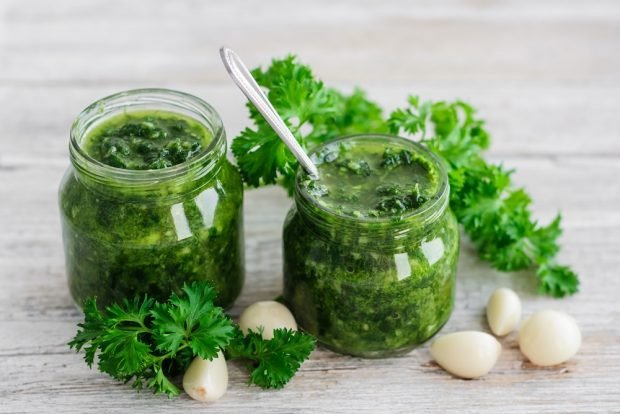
[60,89,245,309]
[283,134,459,358]
[83,110,210,170]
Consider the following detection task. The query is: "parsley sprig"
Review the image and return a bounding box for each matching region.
[231,56,579,297]
[227,327,315,389]
[231,56,386,192]
[388,97,579,297]
[69,282,315,397]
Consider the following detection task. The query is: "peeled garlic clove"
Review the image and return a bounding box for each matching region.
[430,331,502,379]
[486,287,522,336]
[519,310,581,366]
[238,300,297,340]
[183,351,228,402]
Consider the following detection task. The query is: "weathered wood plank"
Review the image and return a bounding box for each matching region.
[1,0,620,84]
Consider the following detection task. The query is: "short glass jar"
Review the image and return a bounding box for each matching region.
[59,89,244,309]
[282,134,459,358]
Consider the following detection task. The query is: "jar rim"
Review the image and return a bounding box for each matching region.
[69,88,225,186]
[294,134,450,229]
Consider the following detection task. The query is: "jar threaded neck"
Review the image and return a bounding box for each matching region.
[293,134,451,243]
[69,88,226,197]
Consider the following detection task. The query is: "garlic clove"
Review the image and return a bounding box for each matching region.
[486,288,522,336]
[238,300,297,340]
[183,351,228,402]
[430,331,502,379]
[518,310,581,366]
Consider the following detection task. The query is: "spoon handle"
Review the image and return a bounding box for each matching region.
[219,47,320,179]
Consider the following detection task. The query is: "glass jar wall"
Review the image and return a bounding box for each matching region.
[282,135,459,358]
[59,89,244,309]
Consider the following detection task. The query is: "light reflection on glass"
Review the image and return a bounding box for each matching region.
[195,187,219,228]
[421,237,445,266]
[394,252,412,280]
[170,203,192,241]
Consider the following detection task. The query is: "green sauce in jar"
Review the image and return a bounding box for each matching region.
[83,110,211,170]
[283,134,459,357]
[59,89,244,309]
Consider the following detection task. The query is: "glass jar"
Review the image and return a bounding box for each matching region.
[282,134,459,358]
[59,89,244,309]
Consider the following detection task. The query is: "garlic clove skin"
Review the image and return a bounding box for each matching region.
[430,331,502,379]
[183,351,228,402]
[238,300,297,340]
[486,288,522,336]
[518,310,581,366]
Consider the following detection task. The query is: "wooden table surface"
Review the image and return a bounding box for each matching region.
[1,1,619,413]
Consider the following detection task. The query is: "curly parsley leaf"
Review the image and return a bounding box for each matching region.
[387,95,432,138]
[231,56,331,189]
[227,327,316,389]
[68,298,107,367]
[312,88,388,143]
[232,122,299,187]
[151,282,235,360]
[147,365,181,397]
[537,262,579,297]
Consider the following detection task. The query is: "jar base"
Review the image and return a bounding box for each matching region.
[307,314,452,359]
[317,341,419,359]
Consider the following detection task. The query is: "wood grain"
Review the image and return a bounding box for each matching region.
[1,0,619,413]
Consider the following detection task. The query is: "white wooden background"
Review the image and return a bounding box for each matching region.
[1,1,619,413]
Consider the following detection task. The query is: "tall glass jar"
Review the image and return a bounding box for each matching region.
[283,134,459,358]
[59,89,244,309]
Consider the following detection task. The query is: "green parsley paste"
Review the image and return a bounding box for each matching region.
[283,134,459,357]
[60,90,244,309]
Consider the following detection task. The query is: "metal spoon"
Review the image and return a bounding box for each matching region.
[219,47,320,179]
